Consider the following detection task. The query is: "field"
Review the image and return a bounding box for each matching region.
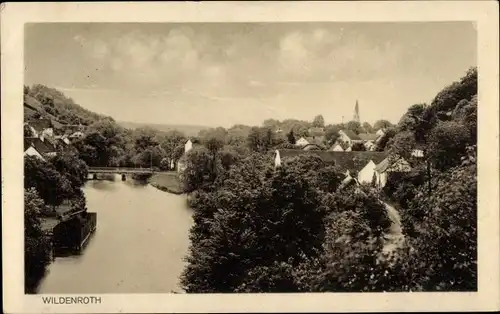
[149,172,184,194]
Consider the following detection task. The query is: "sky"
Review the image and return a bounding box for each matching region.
[24,22,477,128]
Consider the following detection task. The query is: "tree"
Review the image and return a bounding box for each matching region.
[427,121,469,171]
[293,189,396,292]
[388,131,417,160]
[312,115,325,128]
[204,136,224,182]
[49,152,88,190]
[24,156,74,207]
[362,122,373,133]
[324,125,341,146]
[351,142,366,151]
[160,158,171,170]
[431,67,477,114]
[24,188,52,293]
[182,146,216,193]
[24,124,34,137]
[181,154,328,292]
[402,159,477,291]
[346,121,363,134]
[263,119,280,129]
[374,127,397,151]
[161,130,187,165]
[247,127,268,153]
[287,130,296,145]
[373,120,393,131]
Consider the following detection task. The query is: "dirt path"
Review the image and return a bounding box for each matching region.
[382,202,405,255]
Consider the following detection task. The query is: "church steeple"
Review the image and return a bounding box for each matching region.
[353,100,360,123]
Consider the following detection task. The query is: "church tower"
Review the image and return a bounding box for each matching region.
[353,100,360,123]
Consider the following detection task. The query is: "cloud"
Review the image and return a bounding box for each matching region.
[71,24,407,98]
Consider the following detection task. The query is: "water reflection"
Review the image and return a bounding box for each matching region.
[38,178,192,294]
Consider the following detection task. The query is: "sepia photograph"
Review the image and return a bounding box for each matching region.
[2,1,499,313]
[22,20,479,294]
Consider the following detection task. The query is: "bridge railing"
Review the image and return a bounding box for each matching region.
[88,167,155,172]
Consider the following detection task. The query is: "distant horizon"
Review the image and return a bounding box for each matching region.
[25,22,476,128]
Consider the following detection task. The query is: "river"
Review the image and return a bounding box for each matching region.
[37,176,193,294]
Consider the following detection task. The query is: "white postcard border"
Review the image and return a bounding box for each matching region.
[2,1,499,313]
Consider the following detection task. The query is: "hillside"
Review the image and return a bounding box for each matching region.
[24,84,113,126]
[118,121,210,137]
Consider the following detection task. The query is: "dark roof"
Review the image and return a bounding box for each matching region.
[29,118,52,132]
[278,149,388,173]
[374,157,412,173]
[24,137,57,154]
[305,136,325,146]
[340,129,362,140]
[358,133,378,141]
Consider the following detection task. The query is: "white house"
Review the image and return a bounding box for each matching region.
[376,128,385,138]
[55,135,71,146]
[69,131,85,139]
[295,137,310,147]
[338,130,363,146]
[24,146,46,161]
[373,157,412,189]
[177,139,194,173]
[184,139,193,153]
[330,143,344,152]
[411,149,424,158]
[24,137,56,160]
[357,160,379,185]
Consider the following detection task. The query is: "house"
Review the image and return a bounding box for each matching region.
[60,124,86,136]
[24,137,57,159]
[330,143,344,152]
[24,140,46,161]
[358,133,378,142]
[55,135,71,146]
[302,135,325,149]
[69,131,85,139]
[358,133,378,150]
[338,130,363,146]
[372,156,412,189]
[177,139,194,173]
[295,137,310,147]
[411,145,425,158]
[356,154,392,184]
[27,118,54,138]
[376,128,386,138]
[274,149,388,178]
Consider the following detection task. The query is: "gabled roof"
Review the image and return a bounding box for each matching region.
[339,129,362,141]
[277,149,388,173]
[358,133,378,141]
[24,137,56,154]
[374,157,411,173]
[305,136,325,146]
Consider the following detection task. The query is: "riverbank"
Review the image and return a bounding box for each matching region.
[149,172,184,195]
[38,178,193,293]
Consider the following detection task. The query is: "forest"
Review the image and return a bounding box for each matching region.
[23,66,477,293]
[179,67,477,292]
[24,152,89,292]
